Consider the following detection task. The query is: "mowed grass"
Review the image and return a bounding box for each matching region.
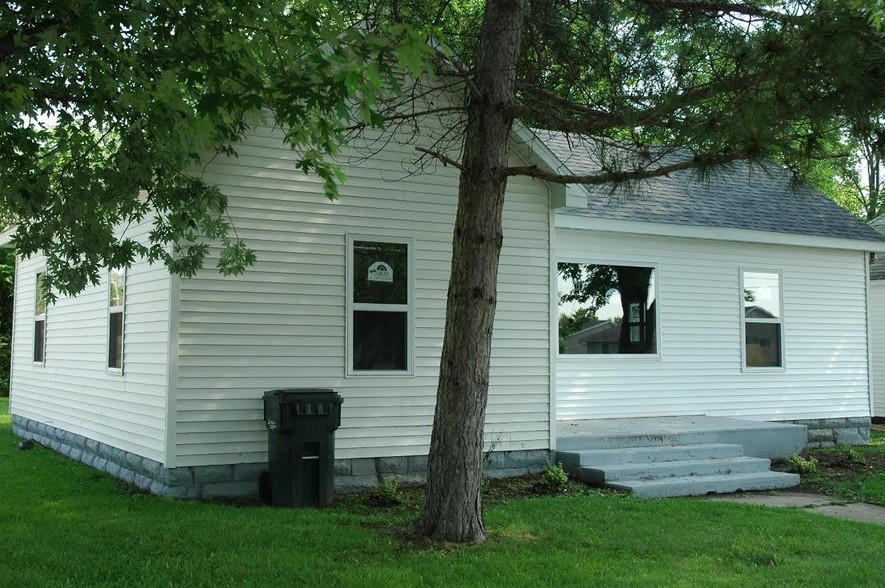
[2,398,884,588]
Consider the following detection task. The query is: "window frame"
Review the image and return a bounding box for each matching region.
[107,267,126,373]
[33,271,47,365]
[555,258,662,360]
[739,267,785,371]
[346,234,415,377]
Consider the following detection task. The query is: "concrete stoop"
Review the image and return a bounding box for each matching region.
[556,417,804,499]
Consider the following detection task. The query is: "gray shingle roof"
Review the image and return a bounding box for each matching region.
[535,130,885,243]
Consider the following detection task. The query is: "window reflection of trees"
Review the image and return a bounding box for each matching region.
[558,263,656,355]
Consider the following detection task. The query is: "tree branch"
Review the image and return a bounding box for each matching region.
[415,146,466,172]
[505,152,743,184]
[346,105,465,131]
[634,0,799,23]
[0,19,65,59]
[516,74,770,135]
[517,84,623,130]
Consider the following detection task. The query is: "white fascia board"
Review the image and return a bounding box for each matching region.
[0,225,16,248]
[555,212,885,252]
[511,123,590,209]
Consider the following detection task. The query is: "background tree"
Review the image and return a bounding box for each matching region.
[0,247,12,396]
[1,211,13,396]
[833,118,882,221]
[799,117,883,221]
[558,307,601,350]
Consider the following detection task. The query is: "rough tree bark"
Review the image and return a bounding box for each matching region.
[414,0,525,543]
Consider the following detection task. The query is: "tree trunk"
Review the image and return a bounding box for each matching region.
[414,0,524,543]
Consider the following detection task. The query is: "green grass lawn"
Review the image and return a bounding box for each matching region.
[2,398,884,587]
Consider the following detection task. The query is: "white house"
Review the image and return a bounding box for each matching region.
[6,119,883,499]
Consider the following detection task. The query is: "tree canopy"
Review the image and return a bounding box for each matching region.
[1,0,430,296]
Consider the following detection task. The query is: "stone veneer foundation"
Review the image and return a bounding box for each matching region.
[12,415,549,500]
[785,417,871,447]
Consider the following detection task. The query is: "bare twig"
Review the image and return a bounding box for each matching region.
[416,146,466,172]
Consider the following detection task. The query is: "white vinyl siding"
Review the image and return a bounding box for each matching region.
[555,223,871,422]
[9,218,171,463]
[871,280,885,417]
[173,123,552,466]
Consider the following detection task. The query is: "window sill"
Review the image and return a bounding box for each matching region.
[741,365,786,373]
[556,353,662,361]
[346,369,414,378]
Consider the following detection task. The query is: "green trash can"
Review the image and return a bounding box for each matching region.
[263,389,343,508]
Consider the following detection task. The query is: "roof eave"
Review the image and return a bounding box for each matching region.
[511,123,589,208]
[556,213,885,252]
[0,226,15,248]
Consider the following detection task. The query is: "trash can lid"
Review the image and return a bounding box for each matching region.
[264,389,342,404]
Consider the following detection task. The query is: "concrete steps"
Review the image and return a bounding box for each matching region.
[558,441,801,499]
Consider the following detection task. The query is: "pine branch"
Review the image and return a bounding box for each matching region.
[517,75,770,135]
[634,0,800,23]
[505,151,743,184]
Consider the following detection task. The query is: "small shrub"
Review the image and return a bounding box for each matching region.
[787,454,818,475]
[370,475,401,507]
[540,461,569,491]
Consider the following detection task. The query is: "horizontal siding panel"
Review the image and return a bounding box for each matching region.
[10,216,170,464]
[175,119,552,465]
[871,282,885,417]
[555,225,870,421]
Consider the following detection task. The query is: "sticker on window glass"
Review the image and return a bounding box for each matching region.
[367,261,393,283]
[629,303,640,323]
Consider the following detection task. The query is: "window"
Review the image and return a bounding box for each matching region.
[558,262,657,355]
[108,268,125,370]
[347,236,412,374]
[741,270,783,368]
[33,272,46,363]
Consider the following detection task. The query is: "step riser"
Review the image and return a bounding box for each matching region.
[578,457,771,484]
[609,473,801,499]
[558,428,804,459]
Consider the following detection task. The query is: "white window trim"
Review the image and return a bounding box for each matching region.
[739,267,786,372]
[33,271,47,366]
[555,258,662,360]
[346,234,415,377]
[107,267,126,374]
